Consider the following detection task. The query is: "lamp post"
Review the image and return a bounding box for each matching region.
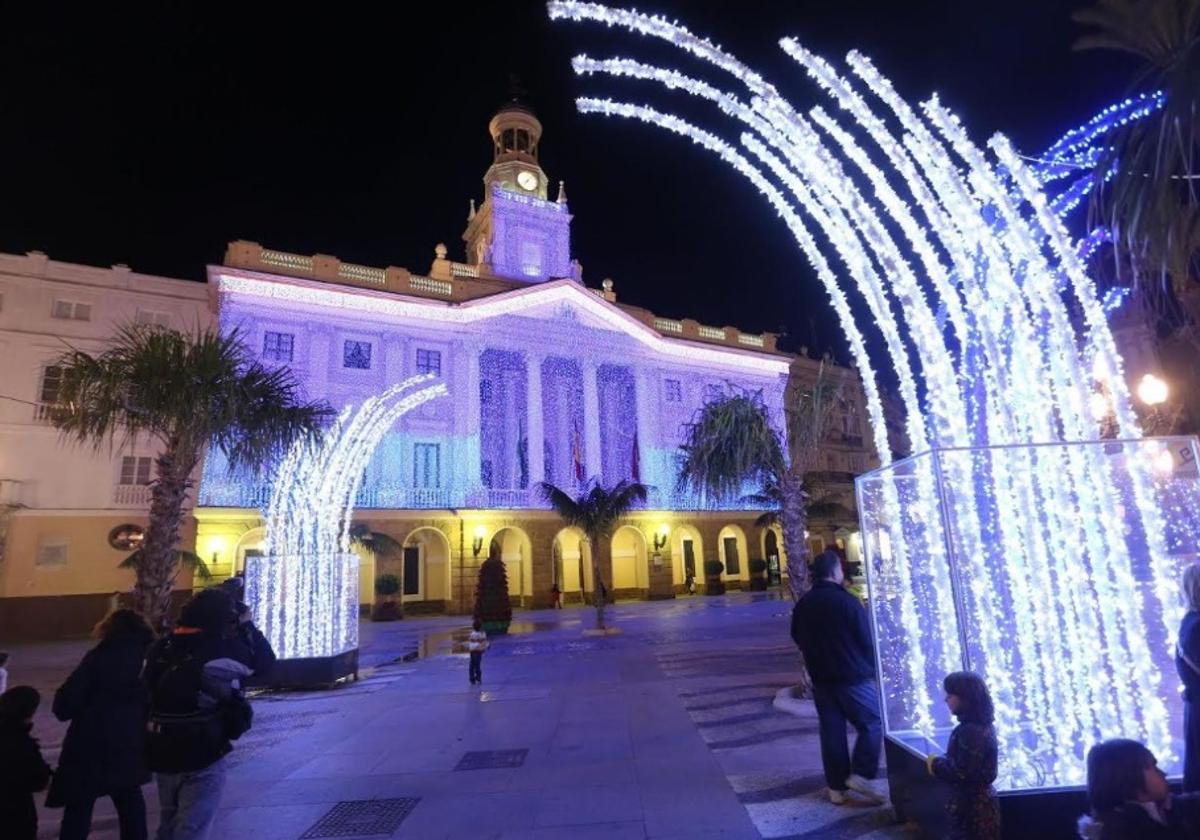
[1136,373,1170,435]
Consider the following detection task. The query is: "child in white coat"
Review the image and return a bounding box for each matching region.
[466,620,489,685]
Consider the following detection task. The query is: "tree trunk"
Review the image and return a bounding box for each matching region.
[779,469,810,601]
[779,468,813,698]
[137,446,196,632]
[589,535,606,630]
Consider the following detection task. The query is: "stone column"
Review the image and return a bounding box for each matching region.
[305,326,332,400]
[464,342,482,493]
[526,353,545,490]
[383,332,407,386]
[381,333,408,491]
[633,367,654,490]
[581,360,602,483]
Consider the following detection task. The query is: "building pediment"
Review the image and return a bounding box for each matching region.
[212,269,789,375]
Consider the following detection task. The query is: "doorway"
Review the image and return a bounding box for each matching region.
[722,536,740,575]
[402,545,421,599]
[764,530,781,586]
[682,538,696,591]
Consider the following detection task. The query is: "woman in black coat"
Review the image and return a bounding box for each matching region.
[46,609,154,840]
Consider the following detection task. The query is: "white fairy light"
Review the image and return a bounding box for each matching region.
[248,376,448,661]
[549,0,1196,790]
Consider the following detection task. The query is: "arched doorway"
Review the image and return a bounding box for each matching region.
[611,525,648,595]
[488,526,532,604]
[761,526,785,586]
[403,527,452,604]
[234,527,266,575]
[670,524,703,591]
[553,526,590,603]
[718,524,749,583]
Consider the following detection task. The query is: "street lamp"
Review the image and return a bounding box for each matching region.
[1136,374,1170,435]
[1137,374,1168,407]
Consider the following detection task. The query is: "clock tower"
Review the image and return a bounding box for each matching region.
[463,98,573,283]
[483,101,548,199]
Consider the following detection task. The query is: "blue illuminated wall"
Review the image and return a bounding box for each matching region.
[200,271,789,513]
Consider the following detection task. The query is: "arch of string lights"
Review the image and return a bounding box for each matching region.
[546,1,1197,789]
[244,375,448,661]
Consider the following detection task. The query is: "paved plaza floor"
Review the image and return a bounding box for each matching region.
[11,592,912,839]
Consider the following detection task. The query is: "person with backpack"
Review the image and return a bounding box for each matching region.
[143,587,275,840]
[46,608,155,840]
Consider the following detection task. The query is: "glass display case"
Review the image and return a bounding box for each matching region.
[856,437,1200,796]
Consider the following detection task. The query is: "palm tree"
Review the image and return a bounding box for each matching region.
[1073,1,1200,320]
[51,324,331,628]
[677,368,845,602]
[349,522,406,616]
[539,478,648,630]
[119,548,212,582]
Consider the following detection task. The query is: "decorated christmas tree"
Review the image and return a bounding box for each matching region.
[473,545,512,634]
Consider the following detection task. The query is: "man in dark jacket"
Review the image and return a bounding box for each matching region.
[791,550,884,806]
[143,587,275,840]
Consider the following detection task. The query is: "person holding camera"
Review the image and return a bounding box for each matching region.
[143,587,275,840]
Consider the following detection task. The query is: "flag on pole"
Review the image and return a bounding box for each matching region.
[631,428,641,483]
[573,423,585,484]
[517,430,529,489]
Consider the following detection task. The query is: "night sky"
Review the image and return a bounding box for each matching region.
[0,1,1137,359]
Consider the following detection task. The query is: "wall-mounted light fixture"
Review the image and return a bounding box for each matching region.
[653,523,669,552]
[472,525,487,558]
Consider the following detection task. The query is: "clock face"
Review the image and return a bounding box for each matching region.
[516,170,538,191]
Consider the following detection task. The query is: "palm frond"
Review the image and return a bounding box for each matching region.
[53,324,333,472]
[349,524,404,558]
[120,549,212,581]
[1073,0,1200,294]
[676,388,784,500]
[540,479,647,542]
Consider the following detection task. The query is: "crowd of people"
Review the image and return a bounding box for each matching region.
[0,576,274,840]
[7,551,1200,838]
[791,549,1200,840]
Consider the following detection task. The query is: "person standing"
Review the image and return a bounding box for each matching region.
[790,549,885,805]
[926,672,1000,839]
[0,686,53,840]
[46,609,155,840]
[466,620,489,685]
[144,588,275,840]
[1176,563,1200,791]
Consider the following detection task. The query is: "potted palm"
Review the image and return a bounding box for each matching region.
[350,523,405,618]
[748,558,769,591]
[703,560,725,595]
[373,574,402,621]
